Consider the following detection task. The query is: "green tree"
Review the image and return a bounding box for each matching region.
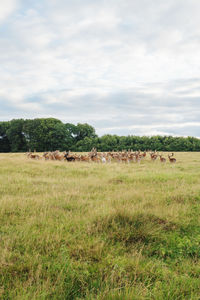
[99,135,118,151]
[74,123,97,142]
[64,123,78,150]
[23,118,67,151]
[76,137,94,152]
[0,122,11,152]
[1,118,200,152]
[6,119,27,152]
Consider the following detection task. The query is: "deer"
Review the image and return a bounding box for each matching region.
[27,152,40,159]
[90,155,101,163]
[159,155,166,163]
[150,152,158,162]
[142,151,146,158]
[80,155,91,162]
[89,147,97,158]
[64,152,76,162]
[120,156,130,163]
[101,156,107,163]
[168,153,176,163]
[52,150,65,161]
[134,153,142,163]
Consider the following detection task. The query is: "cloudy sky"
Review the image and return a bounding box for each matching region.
[0,0,200,136]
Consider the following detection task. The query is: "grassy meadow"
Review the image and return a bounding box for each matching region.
[0,152,200,299]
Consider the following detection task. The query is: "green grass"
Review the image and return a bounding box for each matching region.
[0,152,200,299]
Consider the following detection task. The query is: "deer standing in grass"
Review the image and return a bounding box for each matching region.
[150,151,158,162]
[168,153,176,163]
[159,155,166,163]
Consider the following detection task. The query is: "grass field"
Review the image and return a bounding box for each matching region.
[0,153,200,299]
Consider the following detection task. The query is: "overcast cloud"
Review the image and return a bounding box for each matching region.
[0,0,200,136]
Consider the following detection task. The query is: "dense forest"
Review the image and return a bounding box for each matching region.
[0,118,200,152]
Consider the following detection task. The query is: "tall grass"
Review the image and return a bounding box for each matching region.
[0,152,200,299]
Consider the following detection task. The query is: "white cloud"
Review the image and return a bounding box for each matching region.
[0,0,200,137]
[0,0,18,23]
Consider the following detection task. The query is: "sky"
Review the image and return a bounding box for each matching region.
[0,0,200,137]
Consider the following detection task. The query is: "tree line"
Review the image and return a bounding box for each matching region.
[0,118,200,152]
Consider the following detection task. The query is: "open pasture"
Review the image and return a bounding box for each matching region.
[0,152,200,299]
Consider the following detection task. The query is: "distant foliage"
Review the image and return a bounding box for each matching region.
[0,118,200,152]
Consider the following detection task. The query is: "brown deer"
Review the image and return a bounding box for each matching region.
[80,155,91,162]
[150,152,158,162]
[27,153,40,159]
[168,153,176,163]
[90,155,101,163]
[159,155,166,163]
[53,150,65,161]
[142,151,146,158]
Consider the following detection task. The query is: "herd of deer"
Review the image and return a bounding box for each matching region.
[26,148,177,163]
